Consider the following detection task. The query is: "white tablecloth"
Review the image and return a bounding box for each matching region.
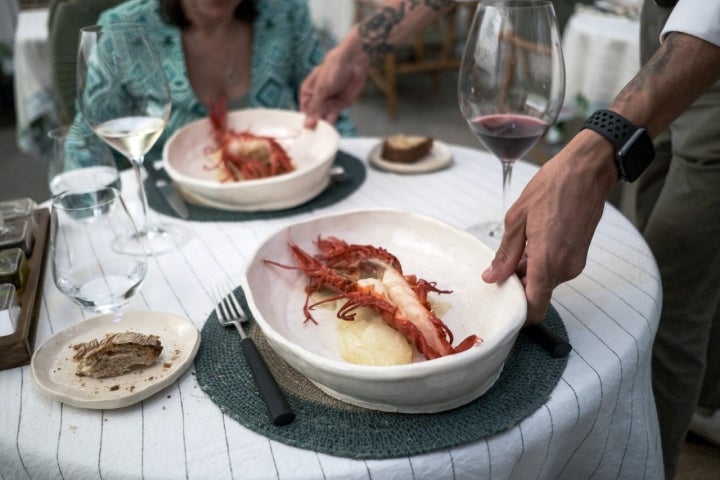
[13,7,58,158]
[562,7,641,117]
[0,138,663,479]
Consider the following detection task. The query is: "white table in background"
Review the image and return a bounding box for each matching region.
[13,7,58,158]
[562,7,641,116]
[0,0,19,60]
[0,138,663,479]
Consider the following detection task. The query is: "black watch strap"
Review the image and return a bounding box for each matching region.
[582,109,654,182]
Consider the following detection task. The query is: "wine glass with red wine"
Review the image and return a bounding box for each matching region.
[458,0,565,242]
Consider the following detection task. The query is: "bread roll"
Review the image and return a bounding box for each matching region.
[72,332,163,378]
[381,134,433,163]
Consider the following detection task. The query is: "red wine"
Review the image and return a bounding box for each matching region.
[468,114,548,162]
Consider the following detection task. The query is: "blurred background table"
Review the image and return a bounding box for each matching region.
[0,138,663,479]
[0,1,19,61]
[13,6,58,157]
[562,5,641,118]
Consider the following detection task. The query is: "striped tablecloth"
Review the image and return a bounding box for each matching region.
[0,138,663,479]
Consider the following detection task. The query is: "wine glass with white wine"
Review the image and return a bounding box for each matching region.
[76,23,188,255]
[458,1,565,243]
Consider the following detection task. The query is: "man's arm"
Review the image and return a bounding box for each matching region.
[612,33,720,134]
[483,31,720,325]
[354,0,454,62]
[301,0,453,126]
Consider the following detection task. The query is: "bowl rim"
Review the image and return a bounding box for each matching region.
[162,108,340,189]
[241,208,527,380]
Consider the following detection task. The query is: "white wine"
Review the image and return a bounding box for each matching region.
[94,116,166,160]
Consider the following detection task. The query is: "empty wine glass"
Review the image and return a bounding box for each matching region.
[458,1,565,242]
[76,23,187,255]
[50,187,147,320]
[47,126,120,197]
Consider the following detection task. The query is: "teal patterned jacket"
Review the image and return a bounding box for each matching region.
[71,0,355,164]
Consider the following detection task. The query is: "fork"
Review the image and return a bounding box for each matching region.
[213,285,295,426]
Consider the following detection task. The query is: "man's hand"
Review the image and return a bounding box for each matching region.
[482,131,618,324]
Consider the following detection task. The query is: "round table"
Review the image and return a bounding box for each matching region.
[0,138,663,479]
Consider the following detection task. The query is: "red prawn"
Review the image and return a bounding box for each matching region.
[265,235,482,360]
[207,97,294,181]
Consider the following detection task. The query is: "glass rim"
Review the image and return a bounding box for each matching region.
[52,186,121,211]
[47,125,109,142]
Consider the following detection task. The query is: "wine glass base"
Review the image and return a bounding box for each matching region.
[466,222,504,248]
[113,223,191,256]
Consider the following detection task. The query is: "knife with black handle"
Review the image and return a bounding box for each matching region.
[525,322,572,358]
[144,162,190,219]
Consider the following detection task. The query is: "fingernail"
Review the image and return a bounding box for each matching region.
[482,266,494,281]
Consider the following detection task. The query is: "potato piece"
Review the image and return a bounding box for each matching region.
[337,307,413,366]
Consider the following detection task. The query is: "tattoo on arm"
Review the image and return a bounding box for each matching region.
[359,4,406,61]
[615,33,676,105]
[358,0,453,61]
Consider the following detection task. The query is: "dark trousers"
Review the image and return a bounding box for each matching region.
[620,2,720,478]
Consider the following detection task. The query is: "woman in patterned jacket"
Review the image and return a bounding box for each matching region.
[70,0,355,164]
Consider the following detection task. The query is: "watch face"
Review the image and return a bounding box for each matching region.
[618,128,654,182]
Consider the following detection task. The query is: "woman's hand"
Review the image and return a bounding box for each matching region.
[301,41,370,129]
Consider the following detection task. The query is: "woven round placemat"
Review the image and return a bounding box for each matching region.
[144,151,365,221]
[195,288,569,459]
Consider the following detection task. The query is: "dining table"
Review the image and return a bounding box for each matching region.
[561,4,641,118]
[0,137,664,479]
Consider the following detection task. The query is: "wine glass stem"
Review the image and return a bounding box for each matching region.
[130,157,150,234]
[500,161,514,222]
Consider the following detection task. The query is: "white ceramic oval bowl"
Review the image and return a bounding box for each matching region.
[162,108,340,211]
[241,209,527,413]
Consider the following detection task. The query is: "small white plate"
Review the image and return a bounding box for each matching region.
[368,140,453,174]
[31,311,200,409]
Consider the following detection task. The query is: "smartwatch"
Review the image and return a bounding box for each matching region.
[581,109,655,183]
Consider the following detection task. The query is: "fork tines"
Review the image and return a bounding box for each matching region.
[213,285,245,321]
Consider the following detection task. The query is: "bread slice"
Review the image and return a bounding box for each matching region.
[381,135,434,163]
[72,332,163,378]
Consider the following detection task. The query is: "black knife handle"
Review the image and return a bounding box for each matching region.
[240,337,296,426]
[525,322,572,358]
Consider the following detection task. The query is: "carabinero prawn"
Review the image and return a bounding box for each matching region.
[265,236,482,360]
